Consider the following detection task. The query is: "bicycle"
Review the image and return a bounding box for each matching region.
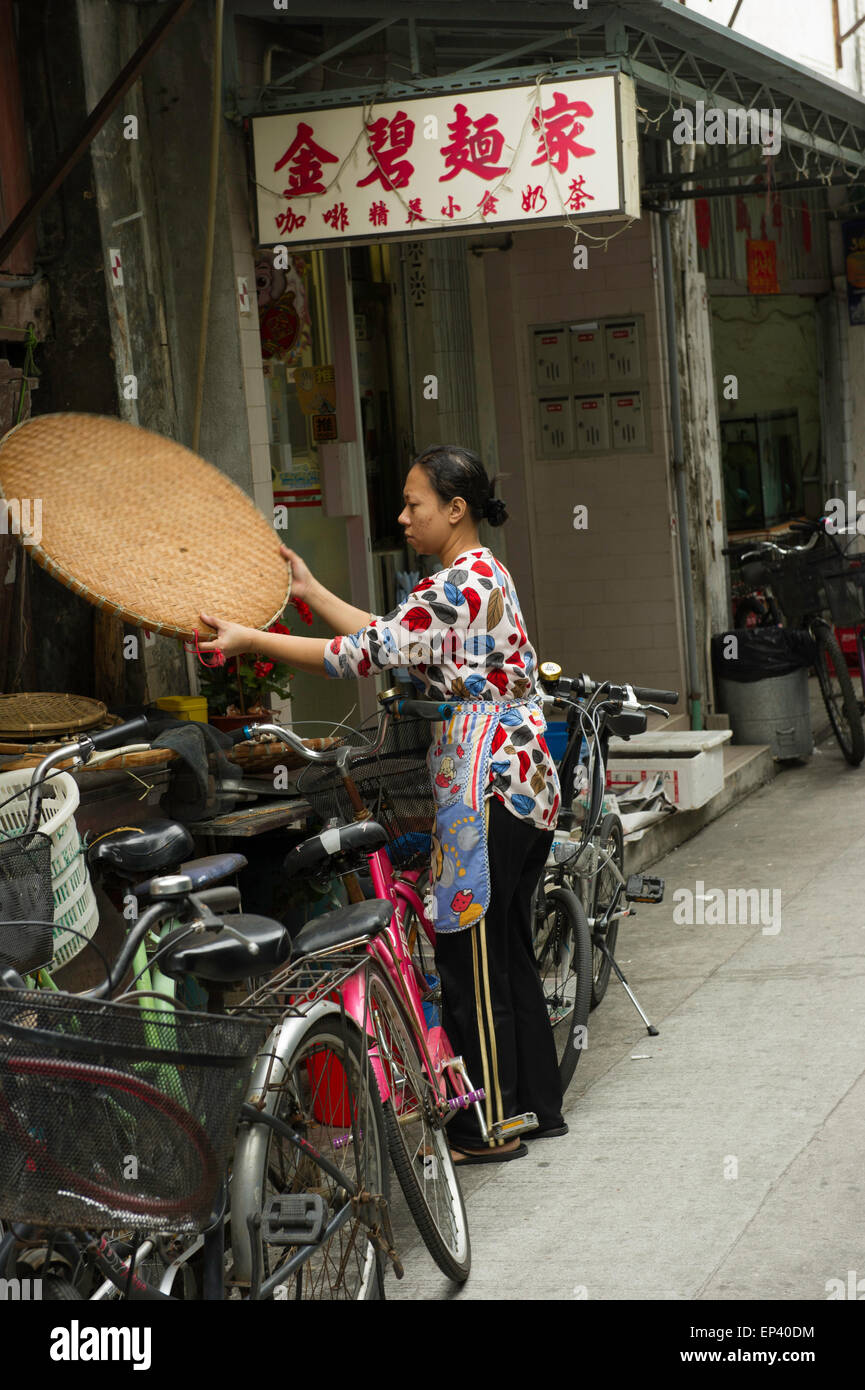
[234,687,541,1284]
[723,518,865,766]
[0,720,397,1301]
[0,865,403,1301]
[533,666,680,1083]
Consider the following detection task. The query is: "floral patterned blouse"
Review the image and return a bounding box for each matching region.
[323,547,561,834]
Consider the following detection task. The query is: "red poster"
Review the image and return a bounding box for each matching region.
[747,239,780,295]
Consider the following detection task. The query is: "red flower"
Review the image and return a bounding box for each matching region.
[289,598,314,626]
[254,660,275,678]
[269,620,291,635]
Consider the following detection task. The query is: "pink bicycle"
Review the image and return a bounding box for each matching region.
[233,689,528,1283]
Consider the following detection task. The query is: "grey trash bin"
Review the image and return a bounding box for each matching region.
[713,629,815,760]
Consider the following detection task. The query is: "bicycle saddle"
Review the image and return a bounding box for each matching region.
[88,819,195,879]
[282,820,388,879]
[292,898,393,956]
[158,912,291,984]
[133,852,248,899]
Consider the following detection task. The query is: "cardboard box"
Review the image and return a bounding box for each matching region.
[606,729,732,811]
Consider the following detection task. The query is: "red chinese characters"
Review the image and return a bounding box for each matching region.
[357,111,416,189]
[274,122,339,197]
[477,190,499,219]
[369,201,388,227]
[440,103,509,182]
[405,197,425,224]
[566,175,594,212]
[440,194,461,219]
[275,208,307,235]
[323,201,350,231]
[532,91,595,171]
[521,185,547,213]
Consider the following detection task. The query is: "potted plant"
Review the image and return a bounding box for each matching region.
[199,613,308,731]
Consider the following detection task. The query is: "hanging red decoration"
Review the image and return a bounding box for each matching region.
[736,195,750,234]
[801,199,812,254]
[695,196,711,250]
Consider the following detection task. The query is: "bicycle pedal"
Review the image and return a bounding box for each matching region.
[446,1088,485,1110]
[625,874,664,904]
[489,1112,539,1142]
[262,1194,328,1246]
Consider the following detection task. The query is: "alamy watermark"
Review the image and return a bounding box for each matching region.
[672,882,781,935]
[0,497,42,546]
[673,100,781,156]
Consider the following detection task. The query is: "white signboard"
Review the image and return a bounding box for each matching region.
[252,74,640,247]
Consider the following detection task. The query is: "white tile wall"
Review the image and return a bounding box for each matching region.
[484,218,687,697]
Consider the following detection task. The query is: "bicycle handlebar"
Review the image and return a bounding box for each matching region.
[631,685,679,706]
[87,717,148,750]
[392,697,455,720]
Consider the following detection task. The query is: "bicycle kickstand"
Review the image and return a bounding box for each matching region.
[594,938,659,1036]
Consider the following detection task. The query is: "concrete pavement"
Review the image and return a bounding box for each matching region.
[387,737,865,1300]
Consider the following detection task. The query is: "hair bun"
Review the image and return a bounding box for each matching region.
[483,496,509,527]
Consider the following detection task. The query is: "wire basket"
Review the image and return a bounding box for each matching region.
[0,832,54,973]
[767,553,828,627]
[822,567,865,627]
[296,716,435,868]
[0,989,266,1232]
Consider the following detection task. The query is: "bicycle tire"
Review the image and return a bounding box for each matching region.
[532,883,592,1093]
[42,1275,84,1300]
[366,965,471,1283]
[233,1015,389,1301]
[588,813,624,1010]
[813,623,865,766]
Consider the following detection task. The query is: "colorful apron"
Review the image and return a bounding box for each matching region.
[427,699,543,933]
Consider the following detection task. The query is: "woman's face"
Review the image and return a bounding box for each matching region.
[398,464,458,555]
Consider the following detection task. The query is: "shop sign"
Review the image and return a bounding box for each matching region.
[843,218,865,326]
[746,239,779,295]
[252,73,640,247]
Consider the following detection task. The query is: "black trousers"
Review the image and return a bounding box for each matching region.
[435,798,564,1147]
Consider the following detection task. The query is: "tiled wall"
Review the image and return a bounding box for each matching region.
[484,217,687,696]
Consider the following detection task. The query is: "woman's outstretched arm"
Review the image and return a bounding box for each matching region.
[280,545,372,634]
[198,614,329,675]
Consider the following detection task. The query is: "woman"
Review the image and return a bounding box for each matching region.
[200,444,566,1163]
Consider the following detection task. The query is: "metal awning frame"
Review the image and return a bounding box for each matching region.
[224,0,865,180]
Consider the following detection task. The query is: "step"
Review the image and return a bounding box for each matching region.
[623,743,776,874]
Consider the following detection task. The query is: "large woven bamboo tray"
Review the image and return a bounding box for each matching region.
[0,692,107,738]
[0,413,290,640]
[0,735,339,774]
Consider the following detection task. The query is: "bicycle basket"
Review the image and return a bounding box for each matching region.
[822,568,865,627]
[768,553,827,628]
[0,832,54,973]
[297,715,434,868]
[0,990,265,1232]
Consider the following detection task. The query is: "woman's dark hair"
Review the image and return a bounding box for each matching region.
[412,444,509,527]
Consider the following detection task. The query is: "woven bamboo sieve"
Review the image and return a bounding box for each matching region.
[0,414,290,640]
[0,692,107,737]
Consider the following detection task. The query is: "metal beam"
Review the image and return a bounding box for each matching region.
[237,56,624,115]
[629,56,865,171]
[266,16,396,90]
[0,0,195,267]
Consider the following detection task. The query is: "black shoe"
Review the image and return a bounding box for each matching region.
[524,1123,569,1141]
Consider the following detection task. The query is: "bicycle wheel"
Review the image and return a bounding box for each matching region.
[532,883,592,1092]
[366,965,470,1283]
[588,813,624,1010]
[813,623,865,766]
[232,1015,389,1301]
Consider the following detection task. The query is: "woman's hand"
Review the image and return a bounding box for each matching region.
[198,612,257,659]
[280,544,316,602]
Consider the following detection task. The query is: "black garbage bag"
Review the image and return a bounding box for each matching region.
[712,628,817,684]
